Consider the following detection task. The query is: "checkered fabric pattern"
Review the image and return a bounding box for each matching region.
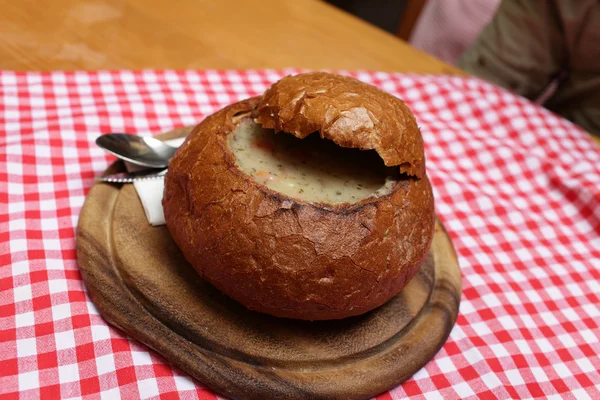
[1,69,600,400]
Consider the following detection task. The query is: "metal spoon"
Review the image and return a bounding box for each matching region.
[95,133,177,168]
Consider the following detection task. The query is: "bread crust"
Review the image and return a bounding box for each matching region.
[163,74,435,320]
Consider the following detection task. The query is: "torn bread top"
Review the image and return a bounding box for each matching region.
[255,72,425,178]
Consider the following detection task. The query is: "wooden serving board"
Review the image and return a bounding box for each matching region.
[76,127,461,400]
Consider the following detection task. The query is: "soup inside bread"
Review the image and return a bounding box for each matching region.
[228,118,401,204]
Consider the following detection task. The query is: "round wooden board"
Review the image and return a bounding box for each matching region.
[76,127,461,400]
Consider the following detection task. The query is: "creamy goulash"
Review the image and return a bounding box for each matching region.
[228,119,398,204]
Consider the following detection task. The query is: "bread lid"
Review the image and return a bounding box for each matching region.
[255,72,425,178]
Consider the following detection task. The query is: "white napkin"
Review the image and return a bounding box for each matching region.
[125,137,186,226]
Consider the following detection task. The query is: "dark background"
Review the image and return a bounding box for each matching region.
[326,0,410,35]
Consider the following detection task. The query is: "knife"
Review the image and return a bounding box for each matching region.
[97,168,167,183]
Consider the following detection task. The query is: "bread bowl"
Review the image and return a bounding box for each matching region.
[162,72,435,320]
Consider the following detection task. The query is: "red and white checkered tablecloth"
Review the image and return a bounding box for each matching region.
[1,69,600,400]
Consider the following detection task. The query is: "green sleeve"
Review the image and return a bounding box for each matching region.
[458,0,564,100]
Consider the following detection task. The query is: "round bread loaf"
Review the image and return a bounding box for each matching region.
[163,72,435,320]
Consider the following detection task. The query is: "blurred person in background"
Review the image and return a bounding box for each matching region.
[410,0,500,65]
[458,0,600,137]
[411,0,599,137]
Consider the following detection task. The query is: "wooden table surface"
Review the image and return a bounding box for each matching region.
[1,0,598,145]
[0,0,460,73]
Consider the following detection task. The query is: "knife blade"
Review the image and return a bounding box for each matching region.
[97,168,167,183]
